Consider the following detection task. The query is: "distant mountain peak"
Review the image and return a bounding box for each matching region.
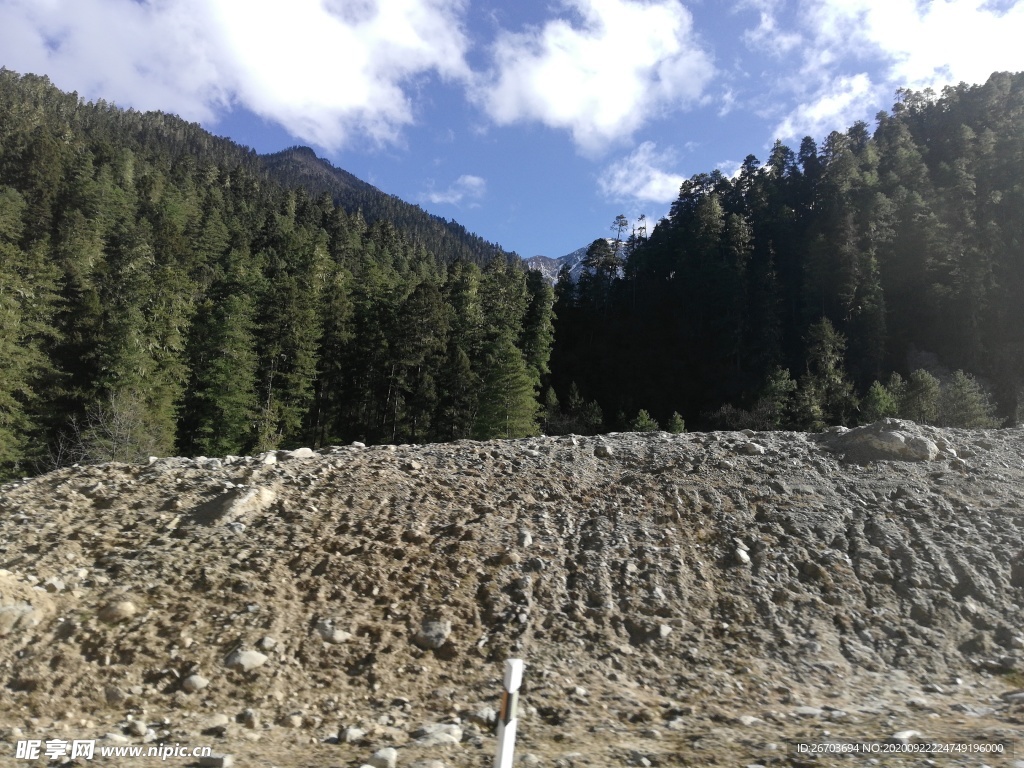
[525,240,622,284]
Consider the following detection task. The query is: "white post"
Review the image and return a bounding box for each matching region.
[494,658,524,768]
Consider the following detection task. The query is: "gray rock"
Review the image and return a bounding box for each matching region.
[409,761,447,768]
[204,714,230,730]
[222,486,276,520]
[594,444,614,458]
[182,674,209,693]
[413,619,452,650]
[126,719,148,737]
[995,654,1021,672]
[793,706,824,718]
[98,600,137,623]
[239,709,259,729]
[197,756,234,768]
[415,732,460,747]
[317,620,352,644]
[519,756,542,767]
[821,419,939,462]
[104,686,127,706]
[0,603,38,636]
[341,726,366,743]
[285,447,315,459]
[368,747,398,768]
[466,707,497,727]
[224,649,268,672]
[412,723,463,742]
[735,548,751,565]
[890,730,921,744]
[256,636,277,651]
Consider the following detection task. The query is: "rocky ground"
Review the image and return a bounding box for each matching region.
[1,419,1024,768]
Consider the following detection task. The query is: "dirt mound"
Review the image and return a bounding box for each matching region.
[2,424,1023,766]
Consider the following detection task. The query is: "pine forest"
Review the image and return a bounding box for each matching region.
[1,68,1023,478]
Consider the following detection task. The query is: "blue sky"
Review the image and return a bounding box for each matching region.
[2,0,1024,258]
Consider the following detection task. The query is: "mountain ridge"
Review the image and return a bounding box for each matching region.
[260,145,518,267]
[524,243,602,283]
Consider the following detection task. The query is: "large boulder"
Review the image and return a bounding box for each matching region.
[817,419,939,462]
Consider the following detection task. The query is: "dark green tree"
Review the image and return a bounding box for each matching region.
[861,380,899,422]
[899,369,941,424]
[795,319,858,429]
[938,370,998,428]
[473,335,539,439]
[0,186,58,473]
[630,409,660,432]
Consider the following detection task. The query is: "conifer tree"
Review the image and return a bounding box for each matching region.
[473,335,539,439]
[630,409,660,432]
[795,319,858,429]
[520,269,555,386]
[311,259,354,446]
[0,187,58,473]
[564,382,604,435]
[939,370,998,428]
[665,412,686,433]
[753,366,798,430]
[95,218,189,458]
[861,380,898,422]
[541,387,560,435]
[390,280,449,442]
[181,281,259,457]
[433,341,478,440]
[899,369,941,424]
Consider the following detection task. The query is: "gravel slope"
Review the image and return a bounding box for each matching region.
[1,420,1023,767]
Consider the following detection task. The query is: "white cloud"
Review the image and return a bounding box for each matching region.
[0,0,471,150]
[774,72,880,140]
[770,0,1024,140]
[809,0,1024,91]
[740,0,802,56]
[210,0,470,148]
[474,0,714,155]
[599,141,686,202]
[715,159,744,179]
[0,0,228,121]
[424,174,486,205]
